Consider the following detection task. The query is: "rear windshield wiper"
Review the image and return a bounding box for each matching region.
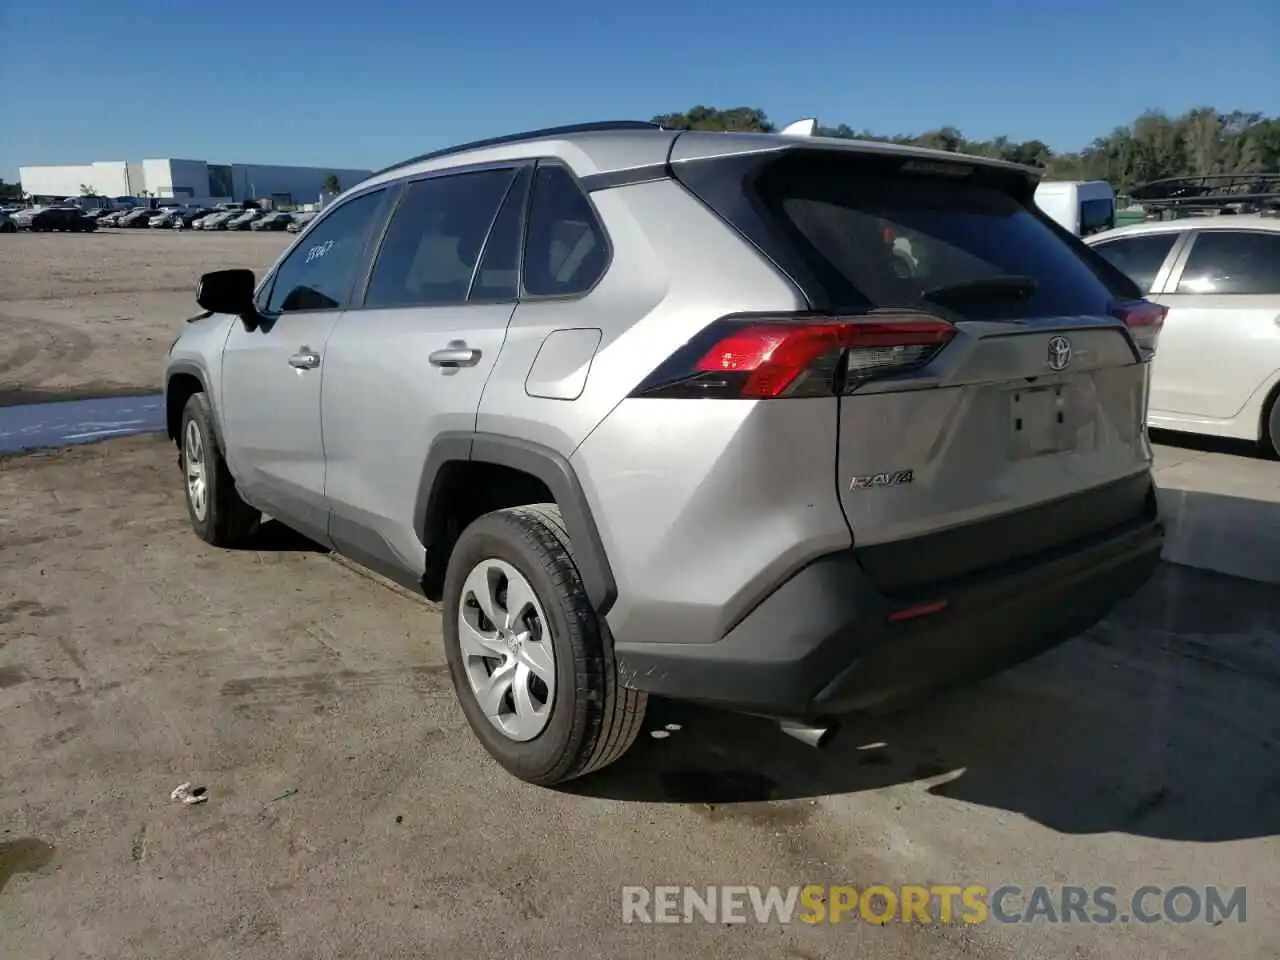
[921,275,1039,305]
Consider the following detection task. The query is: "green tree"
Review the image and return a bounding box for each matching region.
[322,173,342,194]
[79,184,98,196]
[653,105,1280,192]
[652,106,775,133]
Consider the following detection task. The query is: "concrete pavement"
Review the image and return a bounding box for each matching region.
[1153,440,1280,584]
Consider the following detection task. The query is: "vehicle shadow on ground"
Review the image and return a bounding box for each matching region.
[238,519,329,553]
[1150,426,1275,461]
[568,563,1280,843]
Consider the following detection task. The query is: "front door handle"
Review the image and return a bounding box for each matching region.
[288,349,321,370]
[429,341,481,368]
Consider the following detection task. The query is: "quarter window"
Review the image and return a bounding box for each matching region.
[522,164,608,297]
[1176,231,1280,295]
[266,189,386,313]
[364,169,516,309]
[1092,233,1179,293]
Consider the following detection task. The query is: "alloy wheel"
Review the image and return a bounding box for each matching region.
[457,558,557,741]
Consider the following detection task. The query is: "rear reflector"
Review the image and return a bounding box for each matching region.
[887,599,949,623]
[632,313,956,400]
[1112,299,1166,361]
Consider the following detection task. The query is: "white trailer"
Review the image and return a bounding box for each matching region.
[1034,180,1116,237]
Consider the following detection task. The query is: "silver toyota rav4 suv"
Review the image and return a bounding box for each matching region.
[165,120,1165,785]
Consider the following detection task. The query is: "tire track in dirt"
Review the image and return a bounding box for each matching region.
[0,311,95,392]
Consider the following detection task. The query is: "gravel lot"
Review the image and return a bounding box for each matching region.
[2,436,1277,959]
[0,230,290,405]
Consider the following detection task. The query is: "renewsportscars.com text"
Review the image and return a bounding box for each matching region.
[621,884,1247,925]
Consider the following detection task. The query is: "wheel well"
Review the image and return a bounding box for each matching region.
[422,460,555,601]
[165,373,204,443]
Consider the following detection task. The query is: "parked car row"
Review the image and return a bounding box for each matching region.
[185,208,289,231]
[2,200,319,236]
[93,206,312,232]
[9,205,99,232]
[285,211,316,232]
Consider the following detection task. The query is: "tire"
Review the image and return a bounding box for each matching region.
[179,392,260,546]
[442,503,647,786]
[1266,392,1280,459]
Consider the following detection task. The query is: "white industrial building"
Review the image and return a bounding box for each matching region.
[18,157,374,207]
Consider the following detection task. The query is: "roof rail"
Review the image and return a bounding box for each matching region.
[1130,173,1280,213]
[368,120,664,179]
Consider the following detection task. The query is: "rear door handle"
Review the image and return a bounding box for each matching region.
[288,349,321,370]
[429,342,481,368]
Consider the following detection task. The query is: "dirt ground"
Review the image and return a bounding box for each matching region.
[1,435,1277,960]
[0,231,290,406]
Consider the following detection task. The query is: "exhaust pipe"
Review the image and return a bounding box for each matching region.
[778,718,839,749]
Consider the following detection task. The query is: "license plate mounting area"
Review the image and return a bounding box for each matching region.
[1009,383,1078,459]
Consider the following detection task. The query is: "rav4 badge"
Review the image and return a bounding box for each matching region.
[849,470,914,491]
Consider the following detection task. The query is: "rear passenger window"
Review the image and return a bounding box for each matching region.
[1176,231,1280,295]
[522,164,608,297]
[364,169,515,309]
[1093,233,1179,293]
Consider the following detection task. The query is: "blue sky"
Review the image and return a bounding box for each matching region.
[4,0,1277,181]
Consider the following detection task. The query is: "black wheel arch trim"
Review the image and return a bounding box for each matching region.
[417,431,618,615]
[164,360,226,451]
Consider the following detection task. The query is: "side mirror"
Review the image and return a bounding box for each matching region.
[197,268,257,318]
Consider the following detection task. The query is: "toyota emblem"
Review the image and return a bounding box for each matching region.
[1047,336,1072,372]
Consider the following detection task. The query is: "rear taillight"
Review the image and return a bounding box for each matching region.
[1112,300,1166,361]
[631,312,956,399]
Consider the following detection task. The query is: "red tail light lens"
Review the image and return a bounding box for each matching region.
[632,313,956,399]
[1112,299,1166,361]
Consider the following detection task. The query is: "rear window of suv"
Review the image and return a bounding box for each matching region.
[682,149,1131,320]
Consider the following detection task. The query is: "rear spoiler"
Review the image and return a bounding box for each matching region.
[779,118,818,137]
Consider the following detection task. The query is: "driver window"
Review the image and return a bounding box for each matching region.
[265,189,386,313]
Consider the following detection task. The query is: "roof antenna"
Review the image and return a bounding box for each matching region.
[780,118,817,137]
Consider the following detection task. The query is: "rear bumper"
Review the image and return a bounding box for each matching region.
[613,503,1163,719]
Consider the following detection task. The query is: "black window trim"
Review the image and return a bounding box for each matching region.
[1165,227,1280,297]
[255,183,396,317]
[352,159,534,312]
[518,158,614,303]
[264,154,615,315]
[467,165,533,305]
